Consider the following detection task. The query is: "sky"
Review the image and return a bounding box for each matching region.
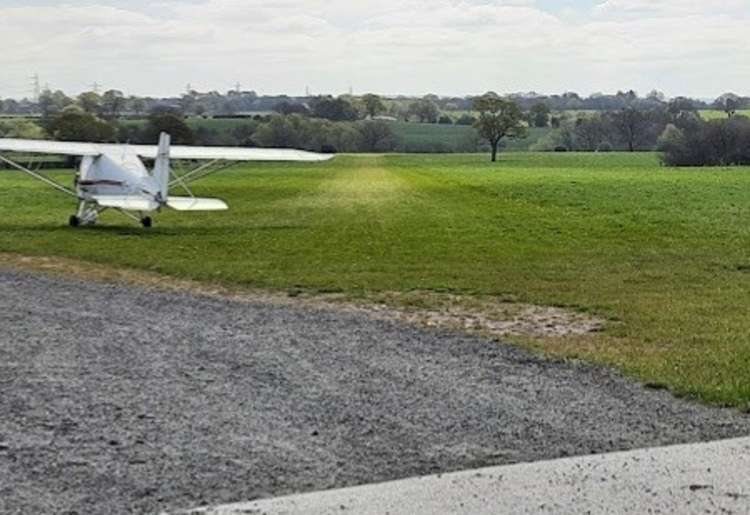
[0,0,748,99]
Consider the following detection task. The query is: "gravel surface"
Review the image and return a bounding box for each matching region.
[1,269,749,515]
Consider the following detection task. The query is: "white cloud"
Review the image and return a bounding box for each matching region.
[593,0,748,17]
[0,0,748,98]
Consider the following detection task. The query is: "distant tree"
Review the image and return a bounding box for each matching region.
[310,96,358,121]
[0,98,20,115]
[49,110,116,142]
[356,120,398,152]
[230,123,258,146]
[361,93,386,119]
[646,89,666,103]
[658,117,750,167]
[667,97,700,128]
[37,90,57,121]
[473,93,526,162]
[389,102,411,122]
[529,122,576,152]
[0,119,45,139]
[77,91,102,115]
[529,102,551,128]
[129,96,146,116]
[716,93,740,118]
[438,115,453,125]
[574,115,613,151]
[609,107,648,152]
[616,89,638,106]
[454,113,477,126]
[145,109,194,144]
[273,101,310,116]
[101,90,125,120]
[252,115,304,148]
[408,98,439,123]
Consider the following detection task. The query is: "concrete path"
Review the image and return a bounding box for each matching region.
[188,437,750,515]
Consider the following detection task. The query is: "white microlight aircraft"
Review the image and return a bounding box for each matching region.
[0,133,333,227]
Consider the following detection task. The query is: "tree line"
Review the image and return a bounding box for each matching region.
[1,88,748,166]
[1,88,747,120]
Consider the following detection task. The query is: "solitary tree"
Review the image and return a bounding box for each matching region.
[473,93,526,162]
[610,107,648,152]
[717,93,740,118]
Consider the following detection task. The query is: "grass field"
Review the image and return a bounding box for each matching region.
[1,152,749,408]
[699,109,750,120]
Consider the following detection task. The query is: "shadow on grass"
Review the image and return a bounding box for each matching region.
[0,223,311,237]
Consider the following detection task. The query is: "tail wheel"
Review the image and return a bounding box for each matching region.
[141,217,153,228]
[69,215,81,228]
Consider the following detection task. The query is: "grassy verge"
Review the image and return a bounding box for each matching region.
[1,152,749,408]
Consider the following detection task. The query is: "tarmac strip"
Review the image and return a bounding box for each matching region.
[185,436,750,515]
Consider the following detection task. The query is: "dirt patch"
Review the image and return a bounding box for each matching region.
[317,291,605,339]
[0,252,606,340]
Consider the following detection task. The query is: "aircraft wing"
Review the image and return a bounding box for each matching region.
[0,138,334,162]
[0,138,102,156]
[135,145,332,162]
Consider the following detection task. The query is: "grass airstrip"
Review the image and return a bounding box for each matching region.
[1,152,749,409]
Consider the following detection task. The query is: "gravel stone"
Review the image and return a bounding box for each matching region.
[1,269,748,514]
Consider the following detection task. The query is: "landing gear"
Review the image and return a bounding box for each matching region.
[72,200,100,227]
[141,217,153,228]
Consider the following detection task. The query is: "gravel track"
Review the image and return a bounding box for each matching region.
[1,269,749,514]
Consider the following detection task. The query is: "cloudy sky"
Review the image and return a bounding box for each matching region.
[0,0,748,99]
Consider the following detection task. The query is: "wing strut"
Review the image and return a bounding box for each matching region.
[0,154,77,197]
[169,160,235,189]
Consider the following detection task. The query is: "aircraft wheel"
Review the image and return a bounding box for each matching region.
[69,215,81,228]
[141,217,153,228]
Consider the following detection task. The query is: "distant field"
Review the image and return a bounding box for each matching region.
[699,109,750,120]
[1,152,749,409]
[119,117,255,132]
[120,117,549,152]
[388,121,477,152]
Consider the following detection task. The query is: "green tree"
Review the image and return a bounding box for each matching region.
[129,96,146,116]
[37,89,57,121]
[252,115,304,148]
[357,120,398,151]
[310,96,358,121]
[529,102,551,128]
[77,91,102,114]
[609,107,648,152]
[473,93,526,162]
[49,110,116,142]
[0,119,45,139]
[101,90,125,120]
[145,110,194,144]
[361,93,385,119]
[409,98,439,123]
[717,93,740,118]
